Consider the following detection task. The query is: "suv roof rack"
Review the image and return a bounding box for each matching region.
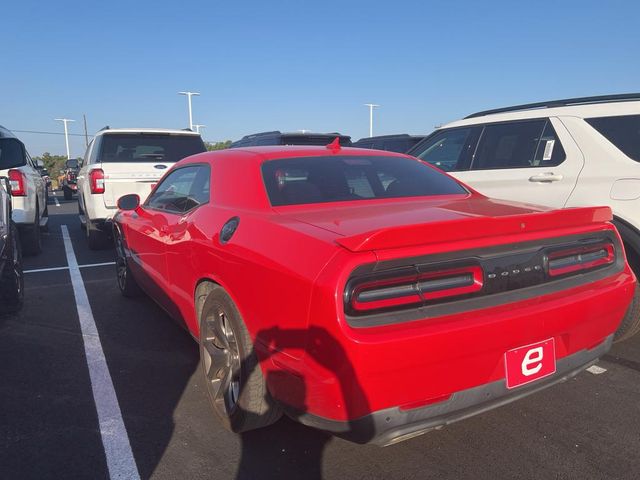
[99,125,110,131]
[464,93,640,119]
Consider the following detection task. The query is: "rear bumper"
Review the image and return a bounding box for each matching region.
[8,195,34,226]
[288,334,612,446]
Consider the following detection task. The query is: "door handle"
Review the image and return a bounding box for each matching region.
[528,173,563,183]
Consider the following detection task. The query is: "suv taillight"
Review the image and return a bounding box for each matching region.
[547,241,615,277]
[89,169,105,194]
[8,169,26,196]
[346,265,484,314]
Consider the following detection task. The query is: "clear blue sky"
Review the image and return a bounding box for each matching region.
[1,0,639,157]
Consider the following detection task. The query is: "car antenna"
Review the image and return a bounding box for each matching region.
[326,136,341,152]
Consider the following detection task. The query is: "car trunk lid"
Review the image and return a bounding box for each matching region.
[275,197,612,252]
[102,162,174,207]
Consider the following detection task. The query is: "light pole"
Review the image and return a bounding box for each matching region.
[193,124,206,135]
[178,91,200,130]
[364,103,380,137]
[54,118,75,159]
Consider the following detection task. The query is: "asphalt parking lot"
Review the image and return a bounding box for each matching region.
[1,191,639,480]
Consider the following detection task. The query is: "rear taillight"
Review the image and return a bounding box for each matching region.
[8,169,26,196]
[347,265,483,314]
[89,169,105,194]
[547,241,615,277]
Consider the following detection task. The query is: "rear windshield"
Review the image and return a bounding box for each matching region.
[262,155,467,206]
[586,115,640,162]
[0,139,25,170]
[99,134,206,163]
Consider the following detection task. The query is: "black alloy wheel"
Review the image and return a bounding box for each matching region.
[199,285,282,433]
[114,232,141,297]
[201,309,242,417]
[0,222,24,314]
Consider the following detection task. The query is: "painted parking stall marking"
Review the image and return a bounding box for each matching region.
[61,225,140,480]
[23,261,116,274]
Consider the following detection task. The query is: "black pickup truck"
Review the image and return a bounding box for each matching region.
[0,176,23,314]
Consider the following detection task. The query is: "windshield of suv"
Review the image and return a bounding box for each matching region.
[0,138,25,170]
[262,155,467,206]
[99,134,206,163]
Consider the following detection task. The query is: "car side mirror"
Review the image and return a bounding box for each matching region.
[117,194,140,211]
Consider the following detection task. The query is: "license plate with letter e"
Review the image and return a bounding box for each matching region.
[504,338,556,389]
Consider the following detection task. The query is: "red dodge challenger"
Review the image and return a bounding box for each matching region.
[113,143,636,446]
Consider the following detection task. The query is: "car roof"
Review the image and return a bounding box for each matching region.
[222,145,410,163]
[0,125,17,139]
[178,145,427,212]
[353,134,426,142]
[95,127,201,136]
[443,99,640,129]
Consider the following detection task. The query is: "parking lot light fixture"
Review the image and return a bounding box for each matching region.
[54,118,76,159]
[364,103,380,137]
[178,91,200,130]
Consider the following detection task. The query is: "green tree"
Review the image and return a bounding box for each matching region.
[32,153,79,188]
[205,140,232,151]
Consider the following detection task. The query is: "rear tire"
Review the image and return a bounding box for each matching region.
[86,220,109,250]
[114,230,142,297]
[199,285,282,433]
[21,204,42,256]
[614,285,640,343]
[0,222,24,315]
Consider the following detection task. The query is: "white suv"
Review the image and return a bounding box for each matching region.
[409,93,640,341]
[0,125,48,255]
[77,127,206,249]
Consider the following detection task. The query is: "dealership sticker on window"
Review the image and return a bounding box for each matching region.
[542,140,555,161]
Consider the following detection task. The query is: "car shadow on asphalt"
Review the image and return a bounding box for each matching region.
[232,326,375,480]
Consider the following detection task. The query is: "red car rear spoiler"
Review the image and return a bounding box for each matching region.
[335,206,613,252]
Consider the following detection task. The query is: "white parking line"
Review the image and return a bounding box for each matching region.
[61,225,140,480]
[54,195,60,207]
[24,262,115,274]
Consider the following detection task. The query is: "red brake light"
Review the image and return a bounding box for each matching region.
[547,242,615,277]
[8,169,26,196]
[349,265,484,314]
[89,169,105,194]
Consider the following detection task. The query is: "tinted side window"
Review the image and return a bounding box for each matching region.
[146,165,209,213]
[586,115,640,162]
[473,120,549,170]
[411,128,479,172]
[532,121,566,166]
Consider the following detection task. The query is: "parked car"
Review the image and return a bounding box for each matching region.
[35,163,52,190]
[60,158,80,200]
[230,131,352,148]
[0,176,23,315]
[0,125,48,255]
[112,144,635,446]
[352,134,426,153]
[77,127,206,249]
[408,93,640,341]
